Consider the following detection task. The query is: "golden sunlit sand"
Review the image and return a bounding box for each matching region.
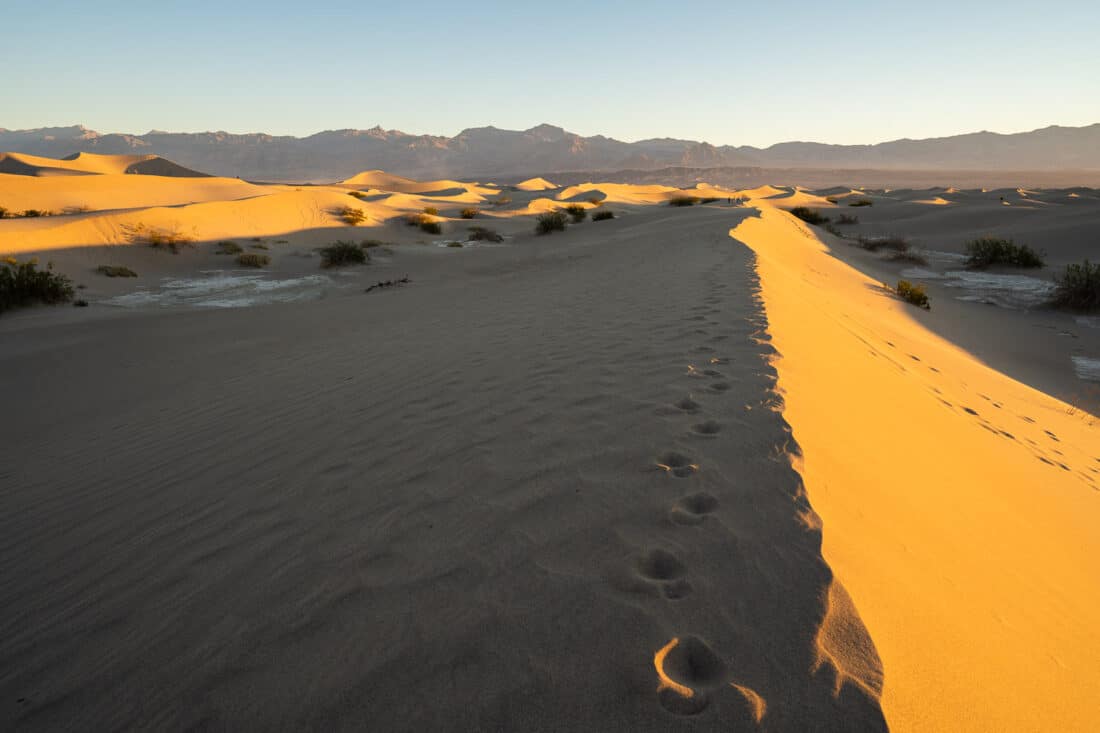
[2,153,1099,731]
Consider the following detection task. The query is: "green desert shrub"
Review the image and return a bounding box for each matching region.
[837,214,859,225]
[460,207,479,219]
[1050,260,1100,311]
[964,237,1044,269]
[0,257,74,314]
[96,265,137,278]
[668,196,699,207]
[896,280,930,309]
[419,219,442,235]
[423,206,439,216]
[467,226,503,242]
[126,224,193,253]
[849,199,874,207]
[789,207,830,225]
[336,205,367,225]
[592,210,615,221]
[319,241,368,267]
[535,210,568,235]
[215,240,243,254]
[21,209,48,218]
[563,204,587,222]
[236,253,270,268]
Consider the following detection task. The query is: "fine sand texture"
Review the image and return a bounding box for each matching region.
[1,201,886,730]
[732,202,1100,732]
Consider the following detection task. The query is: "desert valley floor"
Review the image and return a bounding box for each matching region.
[1,155,1098,731]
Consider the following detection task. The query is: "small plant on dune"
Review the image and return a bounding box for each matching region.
[789,207,831,225]
[467,226,503,242]
[21,209,49,218]
[423,206,439,216]
[215,240,243,255]
[563,204,587,223]
[1,257,74,314]
[236,252,270,268]
[964,237,1044,269]
[336,206,367,225]
[856,235,910,252]
[460,207,479,219]
[668,196,699,207]
[886,250,928,266]
[592,210,615,221]
[96,265,138,278]
[586,195,603,205]
[837,214,859,225]
[348,190,368,200]
[127,223,194,253]
[849,199,874,207]
[1050,260,1100,311]
[896,280,930,309]
[0,206,8,219]
[319,241,369,268]
[823,222,844,237]
[419,219,442,235]
[536,211,568,235]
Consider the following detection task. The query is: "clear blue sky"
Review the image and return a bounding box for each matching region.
[4,0,1098,147]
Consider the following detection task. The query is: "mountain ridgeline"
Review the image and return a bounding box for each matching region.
[1,122,1097,182]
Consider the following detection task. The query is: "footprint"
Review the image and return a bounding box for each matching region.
[670,492,718,525]
[962,407,979,416]
[635,548,693,600]
[674,397,701,413]
[709,382,731,392]
[657,452,699,478]
[691,420,722,437]
[655,636,729,716]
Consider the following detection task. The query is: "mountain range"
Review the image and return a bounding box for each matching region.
[1,122,1097,182]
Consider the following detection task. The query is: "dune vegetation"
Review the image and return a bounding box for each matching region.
[1,257,74,313]
[964,237,1044,268]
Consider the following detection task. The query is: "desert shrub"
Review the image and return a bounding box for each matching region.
[837,214,859,225]
[215,240,243,254]
[536,211,568,235]
[886,250,928,265]
[419,220,442,235]
[586,195,603,205]
[73,299,88,308]
[237,253,270,268]
[336,206,367,225]
[0,258,74,314]
[275,239,289,244]
[857,235,909,252]
[849,199,874,207]
[319,241,368,267]
[467,226,503,242]
[896,280,930,309]
[460,207,479,219]
[21,209,47,218]
[423,206,439,216]
[1050,260,1100,311]
[789,207,830,225]
[823,223,843,237]
[250,243,269,250]
[668,196,699,207]
[494,195,512,206]
[128,224,194,253]
[964,237,1044,268]
[592,210,615,221]
[96,265,137,278]
[348,191,368,200]
[564,204,587,222]
[0,206,8,219]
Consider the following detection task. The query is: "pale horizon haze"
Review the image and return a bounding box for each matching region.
[3,0,1099,147]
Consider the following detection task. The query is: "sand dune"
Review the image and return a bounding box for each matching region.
[732,199,1100,732]
[515,176,558,191]
[0,151,206,177]
[2,170,1099,731]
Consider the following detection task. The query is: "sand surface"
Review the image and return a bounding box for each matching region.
[2,156,1099,731]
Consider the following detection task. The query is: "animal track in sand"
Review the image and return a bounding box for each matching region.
[691,420,722,436]
[670,492,719,525]
[674,397,702,413]
[656,452,699,478]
